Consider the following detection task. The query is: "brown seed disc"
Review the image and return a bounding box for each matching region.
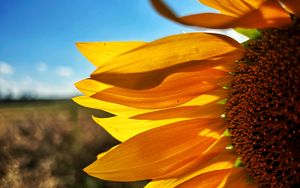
[227,18,300,188]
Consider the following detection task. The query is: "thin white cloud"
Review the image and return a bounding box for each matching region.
[0,61,14,75]
[0,75,79,99]
[55,66,73,77]
[36,62,47,72]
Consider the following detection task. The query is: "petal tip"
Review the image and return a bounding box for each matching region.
[76,42,89,50]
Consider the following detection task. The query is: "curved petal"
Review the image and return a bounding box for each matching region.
[145,150,236,188]
[73,89,226,117]
[75,79,111,96]
[92,83,218,109]
[76,68,230,95]
[92,116,188,142]
[174,168,256,188]
[151,0,291,29]
[132,103,225,120]
[155,136,232,179]
[76,42,146,67]
[174,169,234,188]
[132,89,228,120]
[84,118,226,181]
[281,0,300,17]
[199,0,265,16]
[91,32,244,89]
[72,95,152,117]
[76,69,230,109]
[182,0,291,29]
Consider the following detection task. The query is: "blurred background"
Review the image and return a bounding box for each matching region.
[0,0,246,187]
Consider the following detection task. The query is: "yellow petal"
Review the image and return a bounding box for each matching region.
[73,89,225,117]
[174,169,233,188]
[105,68,230,97]
[174,168,256,188]
[151,0,291,29]
[145,150,236,188]
[72,95,152,117]
[133,104,225,120]
[76,68,230,109]
[132,89,228,120]
[75,79,111,96]
[92,116,188,142]
[281,0,300,17]
[182,0,291,29]
[96,146,118,159]
[76,42,146,67]
[91,32,244,89]
[155,136,232,179]
[76,68,230,96]
[92,76,229,110]
[92,83,217,109]
[84,118,226,181]
[199,0,265,16]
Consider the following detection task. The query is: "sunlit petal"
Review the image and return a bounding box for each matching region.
[199,0,265,16]
[84,118,226,181]
[146,150,236,188]
[155,136,232,179]
[76,68,230,109]
[151,0,291,29]
[92,116,188,142]
[182,0,291,28]
[75,79,111,96]
[76,42,146,67]
[72,95,152,117]
[94,87,227,112]
[174,169,233,188]
[76,68,230,95]
[91,32,244,89]
[132,89,228,120]
[174,168,256,188]
[73,88,226,117]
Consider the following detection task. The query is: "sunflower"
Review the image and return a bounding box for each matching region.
[73,0,299,187]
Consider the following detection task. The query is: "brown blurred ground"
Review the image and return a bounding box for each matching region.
[0,100,146,188]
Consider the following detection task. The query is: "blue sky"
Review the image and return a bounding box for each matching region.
[0,0,246,99]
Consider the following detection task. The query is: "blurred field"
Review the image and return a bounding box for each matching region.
[0,100,146,188]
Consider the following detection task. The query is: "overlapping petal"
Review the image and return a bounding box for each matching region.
[92,116,188,142]
[75,79,111,96]
[73,88,227,117]
[154,136,232,179]
[132,96,227,120]
[199,0,265,16]
[73,4,262,187]
[90,71,229,109]
[89,32,244,89]
[84,118,227,181]
[151,0,291,29]
[76,68,230,111]
[76,42,146,67]
[73,95,152,117]
[145,149,237,188]
[174,168,256,188]
[76,68,230,96]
